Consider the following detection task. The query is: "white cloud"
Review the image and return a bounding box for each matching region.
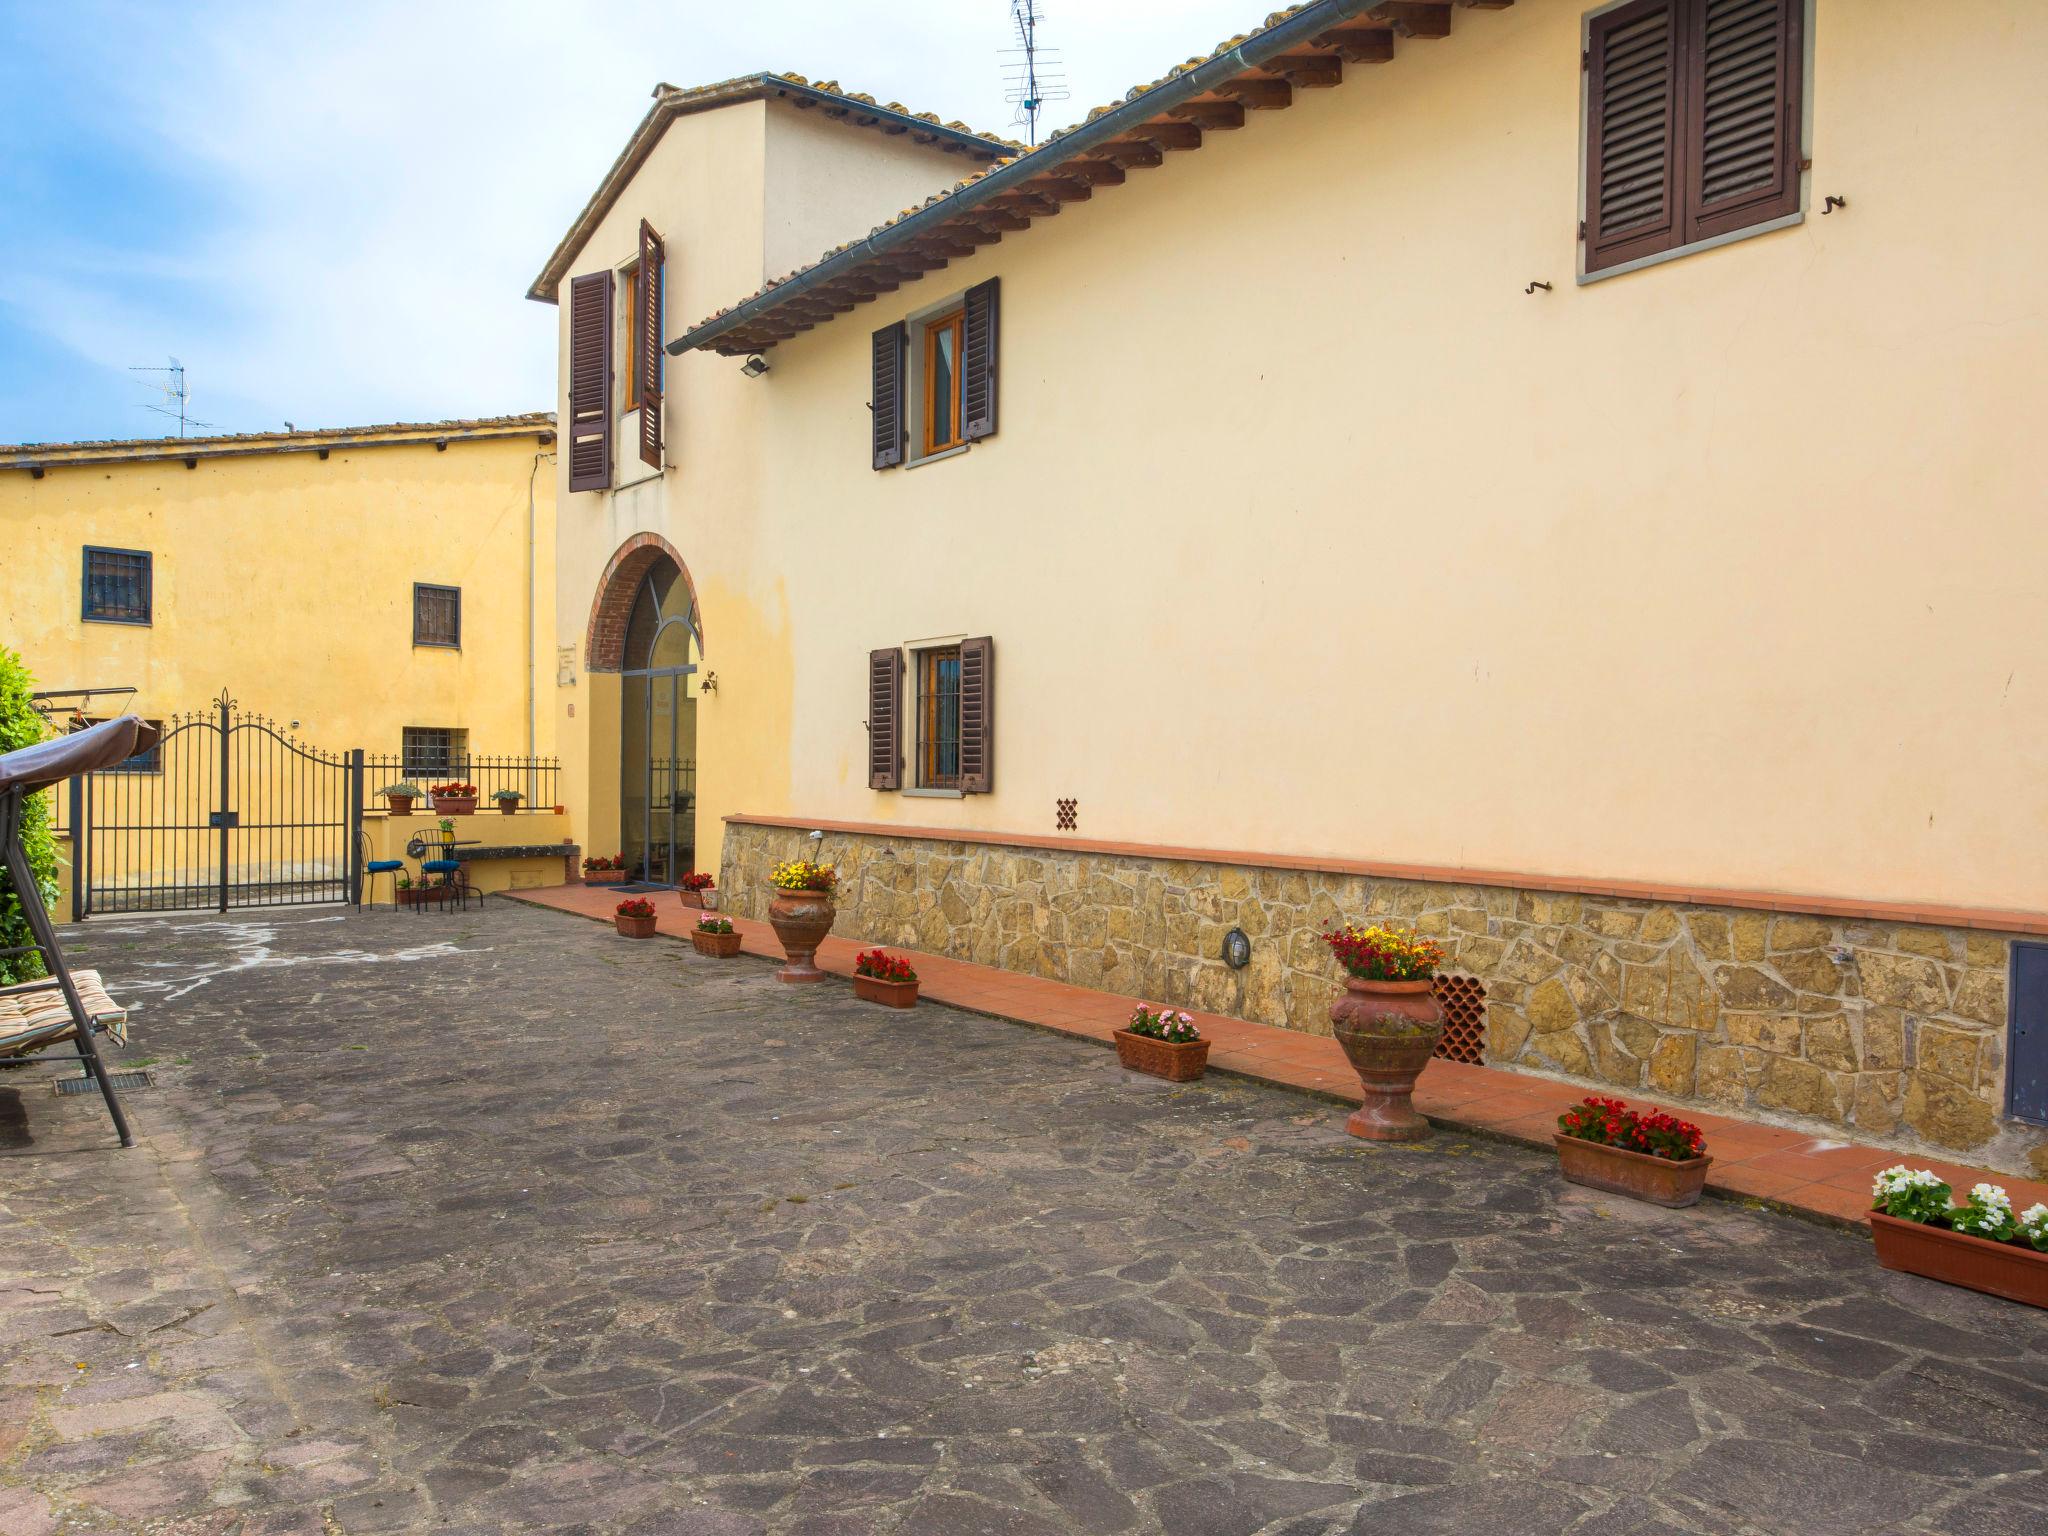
[8,0,1259,433]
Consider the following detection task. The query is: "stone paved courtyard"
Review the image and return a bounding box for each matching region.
[2,905,2045,1535]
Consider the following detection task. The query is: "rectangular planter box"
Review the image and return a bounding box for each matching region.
[431,796,478,816]
[1113,1028,1209,1082]
[1870,1211,2048,1310]
[691,930,742,958]
[615,914,658,939]
[853,974,918,1009]
[678,891,705,909]
[397,885,452,908]
[1554,1134,1711,1209]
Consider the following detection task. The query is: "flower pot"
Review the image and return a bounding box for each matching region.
[496,801,519,815]
[1870,1211,2048,1309]
[615,913,658,939]
[678,891,704,909]
[701,891,720,911]
[385,796,417,815]
[1330,978,1443,1141]
[431,795,477,816]
[1554,1134,1712,1209]
[398,884,450,908]
[766,888,836,982]
[854,974,919,1009]
[1114,1028,1210,1082]
[691,929,742,959]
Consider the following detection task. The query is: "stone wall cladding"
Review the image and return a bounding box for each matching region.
[722,823,2047,1177]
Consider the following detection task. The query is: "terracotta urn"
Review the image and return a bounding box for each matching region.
[1329,977,1442,1141]
[1554,1135,1712,1208]
[767,887,836,983]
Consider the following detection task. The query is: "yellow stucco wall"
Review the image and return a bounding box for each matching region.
[665,0,2048,915]
[549,98,983,871]
[4,427,558,764]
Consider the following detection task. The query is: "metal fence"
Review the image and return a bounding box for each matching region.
[361,752,563,813]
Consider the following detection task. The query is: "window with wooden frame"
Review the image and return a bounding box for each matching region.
[920,310,965,458]
[81,546,151,625]
[1582,0,1804,279]
[412,583,460,649]
[621,260,644,412]
[914,645,963,789]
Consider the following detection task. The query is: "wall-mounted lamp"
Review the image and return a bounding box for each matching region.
[740,355,771,378]
[699,670,718,694]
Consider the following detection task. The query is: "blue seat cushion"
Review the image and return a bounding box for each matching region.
[366,860,403,873]
[420,860,460,874]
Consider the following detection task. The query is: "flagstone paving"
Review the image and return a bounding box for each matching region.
[2,904,2045,1535]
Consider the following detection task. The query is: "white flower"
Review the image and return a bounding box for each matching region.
[2021,1203,2048,1231]
[1970,1182,2013,1213]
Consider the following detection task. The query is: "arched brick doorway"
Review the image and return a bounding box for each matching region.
[588,534,702,884]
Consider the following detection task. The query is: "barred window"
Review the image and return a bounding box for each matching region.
[402,726,469,779]
[76,716,163,773]
[82,547,151,624]
[915,646,962,790]
[413,584,461,648]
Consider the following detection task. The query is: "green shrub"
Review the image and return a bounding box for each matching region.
[0,648,57,985]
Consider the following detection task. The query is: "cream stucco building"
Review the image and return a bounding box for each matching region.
[535,4,2048,1175]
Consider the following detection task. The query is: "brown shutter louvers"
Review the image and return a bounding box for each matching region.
[867,648,903,790]
[871,322,906,470]
[1585,0,1801,277]
[567,270,614,491]
[961,278,1000,443]
[637,221,665,470]
[958,636,993,794]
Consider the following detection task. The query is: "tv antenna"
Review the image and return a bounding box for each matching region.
[1002,1,1068,147]
[129,357,212,437]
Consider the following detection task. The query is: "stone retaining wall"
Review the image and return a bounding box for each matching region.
[722,822,2047,1177]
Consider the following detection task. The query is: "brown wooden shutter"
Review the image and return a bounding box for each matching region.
[1683,0,1801,244]
[871,322,906,470]
[961,278,1000,442]
[637,220,664,469]
[1584,0,1684,276]
[867,648,903,790]
[958,636,993,794]
[567,270,613,491]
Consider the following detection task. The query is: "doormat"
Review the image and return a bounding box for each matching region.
[55,1071,154,1096]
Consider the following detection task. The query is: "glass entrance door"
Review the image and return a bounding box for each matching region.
[618,561,698,885]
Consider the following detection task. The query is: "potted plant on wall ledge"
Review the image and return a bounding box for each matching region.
[581,854,623,884]
[378,782,424,815]
[1555,1096,1712,1208]
[766,858,836,983]
[852,949,919,1008]
[614,896,658,939]
[1323,923,1445,1142]
[430,781,478,815]
[1115,1004,1207,1082]
[691,916,742,958]
[1870,1167,2048,1309]
[491,788,523,815]
[677,871,716,909]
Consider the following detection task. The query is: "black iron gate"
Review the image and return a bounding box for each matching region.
[74,691,362,916]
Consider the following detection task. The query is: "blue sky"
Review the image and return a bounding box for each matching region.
[0,0,1252,446]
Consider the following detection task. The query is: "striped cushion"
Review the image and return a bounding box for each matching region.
[0,969,129,1056]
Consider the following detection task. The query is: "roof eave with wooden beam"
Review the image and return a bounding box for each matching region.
[673,2,1514,357]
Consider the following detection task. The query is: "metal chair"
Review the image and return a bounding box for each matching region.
[365,857,406,911]
[0,715,159,1147]
[407,828,472,913]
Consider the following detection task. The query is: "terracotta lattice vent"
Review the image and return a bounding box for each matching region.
[1055,799,1077,831]
[1431,974,1487,1065]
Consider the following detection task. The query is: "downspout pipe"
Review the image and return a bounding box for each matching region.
[669,0,1366,357]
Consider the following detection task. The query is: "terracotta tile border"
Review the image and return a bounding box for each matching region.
[724,812,2048,935]
[508,883,2048,1232]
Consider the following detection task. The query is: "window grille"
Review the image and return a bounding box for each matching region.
[916,647,962,789]
[82,547,151,624]
[402,726,470,779]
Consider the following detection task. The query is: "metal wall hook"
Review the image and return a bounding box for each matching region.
[1823,195,1847,215]
[1525,281,1553,295]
